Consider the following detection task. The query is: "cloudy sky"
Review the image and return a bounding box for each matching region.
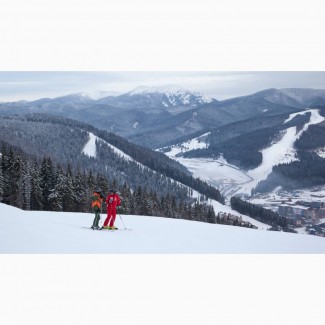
[1,71,325,102]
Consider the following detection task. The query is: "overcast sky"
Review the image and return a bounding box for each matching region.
[1,71,325,102]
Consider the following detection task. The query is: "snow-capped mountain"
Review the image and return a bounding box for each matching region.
[129,84,215,106]
[97,85,216,109]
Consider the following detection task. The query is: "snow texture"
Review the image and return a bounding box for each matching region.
[82,132,97,157]
[1,203,325,254]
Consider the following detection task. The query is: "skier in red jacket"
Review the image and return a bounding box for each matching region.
[102,190,121,230]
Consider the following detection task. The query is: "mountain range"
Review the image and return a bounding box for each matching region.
[1,86,325,196]
[2,86,325,149]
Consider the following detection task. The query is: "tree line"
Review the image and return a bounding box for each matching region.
[230,196,290,231]
[0,144,221,224]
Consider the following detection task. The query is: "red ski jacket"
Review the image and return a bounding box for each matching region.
[106,193,121,209]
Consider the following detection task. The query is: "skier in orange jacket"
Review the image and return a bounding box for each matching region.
[91,189,105,230]
[102,190,121,230]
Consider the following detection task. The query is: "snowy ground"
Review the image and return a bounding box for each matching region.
[1,203,325,253]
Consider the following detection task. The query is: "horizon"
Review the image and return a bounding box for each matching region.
[1,71,325,102]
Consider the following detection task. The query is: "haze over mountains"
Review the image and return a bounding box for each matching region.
[2,86,325,149]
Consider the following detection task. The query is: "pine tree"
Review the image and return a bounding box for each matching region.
[120,183,132,214]
[2,148,14,205]
[73,169,86,212]
[134,186,143,215]
[171,196,177,218]
[207,205,216,224]
[62,164,76,212]
[48,165,65,211]
[0,164,4,202]
[149,191,159,216]
[40,157,55,210]
[30,161,43,210]
[162,193,172,218]
[22,160,32,210]
[0,146,9,204]
[85,169,96,212]
[13,155,24,208]
[138,187,152,216]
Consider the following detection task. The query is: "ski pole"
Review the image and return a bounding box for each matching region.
[118,213,127,230]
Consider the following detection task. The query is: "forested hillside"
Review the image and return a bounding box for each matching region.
[0,114,223,203]
[0,113,226,224]
[0,145,219,223]
[230,196,291,231]
[253,106,325,192]
[183,112,311,169]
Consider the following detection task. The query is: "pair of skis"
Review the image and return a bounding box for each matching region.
[82,226,132,231]
[86,214,131,231]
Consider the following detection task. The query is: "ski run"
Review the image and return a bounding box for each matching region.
[1,203,325,253]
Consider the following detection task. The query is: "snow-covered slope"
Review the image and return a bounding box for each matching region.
[82,132,133,161]
[1,203,325,253]
[163,109,325,197]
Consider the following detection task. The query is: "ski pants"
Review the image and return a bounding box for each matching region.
[92,206,101,227]
[103,206,117,227]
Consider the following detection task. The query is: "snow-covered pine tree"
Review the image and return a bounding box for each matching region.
[133,186,142,215]
[63,164,76,212]
[148,190,159,216]
[95,173,109,198]
[48,165,65,211]
[119,183,132,214]
[0,164,4,202]
[30,160,43,210]
[207,205,216,224]
[40,157,55,210]
[13,155,24,209]
[1,148,14,205]
[73,169,86,212]
[161,193,172,218]
[137,187,152,216]
[22,160,32,210]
